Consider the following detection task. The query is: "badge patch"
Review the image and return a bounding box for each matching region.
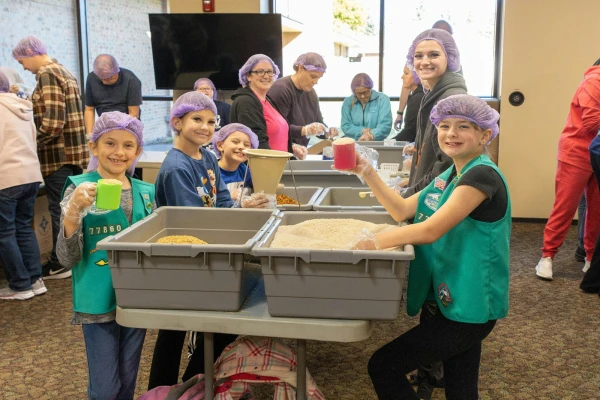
[434,177,446,191]
[95,259,109,267]
[424,193,440,211]
[438,283,453,307]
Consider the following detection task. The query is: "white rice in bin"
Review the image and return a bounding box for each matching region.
[268,218,397,250]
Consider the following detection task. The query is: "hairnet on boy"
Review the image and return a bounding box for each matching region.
[293,52,327,73]
[193,78,217,100]
[350,73,374,92]
[406,29,461,73]
[93,54,120,80]
[12,36,47,59]
[0,71,9,93]
[238,54,281,87]
[88,111,145,176]
[430,94,500,143]
[211,123,259,158]
[170,91,218,131]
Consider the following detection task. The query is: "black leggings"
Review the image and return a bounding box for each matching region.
[368,311,496,400]
[147,329,237,390]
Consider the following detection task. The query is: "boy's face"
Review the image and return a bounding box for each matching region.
[173,110,216,147]
[217,131,252,165]
[89,129,141,178]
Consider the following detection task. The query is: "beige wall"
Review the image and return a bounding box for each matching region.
[169,0,268,13]
[499,0,600,217]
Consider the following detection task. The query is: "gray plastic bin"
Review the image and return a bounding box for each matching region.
[96,207,279,311]
[251,211,414,320]
[313,187,385,212]
[276,186,323,211]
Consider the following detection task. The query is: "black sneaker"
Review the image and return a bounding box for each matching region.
[416,381,434,400]
[42,264,72,280]
[575,246,586,262]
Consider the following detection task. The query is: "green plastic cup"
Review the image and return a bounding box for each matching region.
[96,179,123,210]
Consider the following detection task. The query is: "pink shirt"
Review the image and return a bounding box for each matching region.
[262,98,289,151]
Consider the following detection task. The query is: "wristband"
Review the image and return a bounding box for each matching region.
[396,111,403,115]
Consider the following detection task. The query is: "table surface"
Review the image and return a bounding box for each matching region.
[116,279,373,343]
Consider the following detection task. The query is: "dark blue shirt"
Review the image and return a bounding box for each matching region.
[85,68,142,116]
[219,163,253,192]
[156,148,234,208]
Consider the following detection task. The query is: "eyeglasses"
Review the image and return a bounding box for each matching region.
[355,89,371,98]
[196,86,213,93]
[250,69,275,77]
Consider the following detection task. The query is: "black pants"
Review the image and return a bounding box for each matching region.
[581,136,600,293]
[415,303,445,385]
[43,164,82,267]
[147,329,237,390]
[368,310,496,400]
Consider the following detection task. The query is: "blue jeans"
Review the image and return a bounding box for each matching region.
[82,321,146,400]
[577,195,586,250]
[43,165,82,267]
[0,182,42,291]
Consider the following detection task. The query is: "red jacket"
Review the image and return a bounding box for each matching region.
[558,65,600,171]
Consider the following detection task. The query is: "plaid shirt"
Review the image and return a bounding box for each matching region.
[32,59,89,177]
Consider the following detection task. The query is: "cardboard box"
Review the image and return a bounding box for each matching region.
[307,139,333,155]
[33,195,53,264]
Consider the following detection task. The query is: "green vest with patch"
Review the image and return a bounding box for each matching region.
[62,171,155,314]
[407,155,511,323]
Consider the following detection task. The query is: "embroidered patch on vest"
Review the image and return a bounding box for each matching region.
[434,177,446,191]
[438,283,453,307]
[424,193,440,211]
[95,259,109,267]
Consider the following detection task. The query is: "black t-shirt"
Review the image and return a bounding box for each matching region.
[449,165,508,223]
[85,68,142,116]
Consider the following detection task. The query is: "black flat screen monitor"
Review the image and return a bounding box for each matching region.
[149,13,283,90]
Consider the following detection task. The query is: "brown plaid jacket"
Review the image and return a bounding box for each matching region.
[32,59,89,177]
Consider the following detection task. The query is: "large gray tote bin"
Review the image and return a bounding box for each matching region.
[96,207,279,311]
[281,160,364,188]
[313,187,385,212]
[358,141,406,165]
[276,186,323,211]
[251,211,414,320]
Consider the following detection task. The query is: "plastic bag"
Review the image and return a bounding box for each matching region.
[348,228,380,250]
[60,182,97,224]
[240,191,277,209]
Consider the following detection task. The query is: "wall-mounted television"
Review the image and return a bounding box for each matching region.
[149,13,283,90]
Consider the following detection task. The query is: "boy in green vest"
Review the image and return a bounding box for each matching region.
[339,94,510,400]
[57,111,155,399]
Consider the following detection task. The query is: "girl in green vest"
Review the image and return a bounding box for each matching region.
[340,95,510,400]
[56,111,155,400]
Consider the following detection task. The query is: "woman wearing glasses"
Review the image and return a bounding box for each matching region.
[193,78,230,130]
[341,72,393,141]
[230,54,307,159]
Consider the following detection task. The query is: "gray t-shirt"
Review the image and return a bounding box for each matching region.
[85,68,142,116]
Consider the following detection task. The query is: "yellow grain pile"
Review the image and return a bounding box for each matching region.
[157,235,208,244]
[269,218,396,250]
[276,194,299,205]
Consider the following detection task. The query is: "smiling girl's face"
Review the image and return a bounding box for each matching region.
[413,40,448,88]
[90,129,141,180]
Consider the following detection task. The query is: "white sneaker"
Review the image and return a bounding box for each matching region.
[0,287,35,300]
[583,259,591,273]
[535,257,553,280]
[31,278,48,295]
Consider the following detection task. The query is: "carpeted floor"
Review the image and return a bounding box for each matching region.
[1,221,599,399]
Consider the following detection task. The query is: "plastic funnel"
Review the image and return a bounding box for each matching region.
[243,149,293,194]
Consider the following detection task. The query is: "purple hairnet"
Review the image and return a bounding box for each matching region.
[211,123,259,158]
[294,52,327,73]
[88,111,145,176]
[350,73,373,92]
[406,29,461,73]
[0,71,9,93]
[93,54,120,80]
[238,54,280,87]
[430,94,500,144]
[411,69,421,86]
[12,36,47,59]
[193,78,217,100]
[170,91,218,131]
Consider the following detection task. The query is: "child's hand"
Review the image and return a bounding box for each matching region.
[241,192,276,209]
[349,228,380,250]
[70,182,97,211]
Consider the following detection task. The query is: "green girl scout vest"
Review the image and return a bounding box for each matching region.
[407,155,511,323]
[62,171,155,314]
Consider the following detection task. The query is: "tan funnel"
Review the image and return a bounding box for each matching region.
[243,149,293,194]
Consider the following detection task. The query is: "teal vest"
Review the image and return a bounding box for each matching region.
[407,155,511,323]
[62,171,155,314]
